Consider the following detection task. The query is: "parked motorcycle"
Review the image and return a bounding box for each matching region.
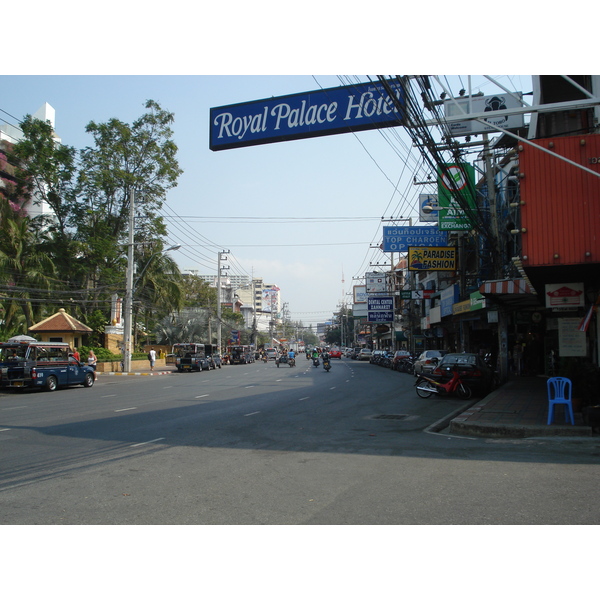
[414,368,472,399]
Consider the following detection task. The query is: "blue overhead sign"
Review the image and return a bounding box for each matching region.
[210,79,405,151]
[382,226,448,253]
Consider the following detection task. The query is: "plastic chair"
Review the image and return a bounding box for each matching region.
[547,377,575,425]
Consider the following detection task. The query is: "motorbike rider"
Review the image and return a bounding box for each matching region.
[321,349,331,367]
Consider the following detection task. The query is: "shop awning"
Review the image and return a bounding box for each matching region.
[479,278,540,308]
[480,279,533,295]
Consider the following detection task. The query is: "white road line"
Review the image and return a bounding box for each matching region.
[298,397,310,401]
[115,407,137,412]
[130,437,165,447]
[195,394,209,398]
[244,411,260,417]
[244,385,255,388]
[0,428,11,432]
[330,387,336,390]
[1,406,28,411]
[102,394,117,398]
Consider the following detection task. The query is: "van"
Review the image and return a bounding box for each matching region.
[265,348,277,360]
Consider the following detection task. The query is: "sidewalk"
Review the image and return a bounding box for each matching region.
[448,376,595,438]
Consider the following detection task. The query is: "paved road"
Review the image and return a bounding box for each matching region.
[1,358,599,524]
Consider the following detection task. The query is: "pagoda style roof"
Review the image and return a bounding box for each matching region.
[29,308,93,333]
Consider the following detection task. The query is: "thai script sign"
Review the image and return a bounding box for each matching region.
[368,296,394,323]
[210,79,405,151]
[382,226,447,252]
[408,247,456,271]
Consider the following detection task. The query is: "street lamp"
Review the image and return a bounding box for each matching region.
[122,242,181,373]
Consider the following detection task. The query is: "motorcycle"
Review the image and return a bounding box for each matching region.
[414,367,472,399]
[323,357,331,372]
[312,357,320,367]
[276,355,288,368]
[288,356,296,367]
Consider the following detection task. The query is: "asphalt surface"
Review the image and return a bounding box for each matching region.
[1,358,599,525]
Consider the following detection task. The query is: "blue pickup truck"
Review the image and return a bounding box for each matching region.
[0,341,95,392]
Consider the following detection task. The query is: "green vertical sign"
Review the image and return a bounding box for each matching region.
[437,163,476,231]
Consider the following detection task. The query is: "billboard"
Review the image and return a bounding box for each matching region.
[437,163,476,231]
[366,272,387,293]
[210,79,405,151]
[444,92,524,137]
[368,296,394,323]
[382,226,447,252]
[408,247,456,271]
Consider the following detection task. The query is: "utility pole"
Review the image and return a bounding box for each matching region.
[122,189,135,373]
[217,249,229,354]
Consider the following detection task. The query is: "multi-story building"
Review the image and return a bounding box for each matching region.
[397,75,599,386]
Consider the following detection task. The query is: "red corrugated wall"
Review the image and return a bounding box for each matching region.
[519,134,600,267]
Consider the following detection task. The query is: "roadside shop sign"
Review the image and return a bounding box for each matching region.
[437,163,476,231]
[210,79,405,151]
[368,295,394,323]
[545,283,584,308]
[366,272,387,293]
[382,226,447,252]
[353,285,367,304]
[443,92,524,137]
[408,247,456,271]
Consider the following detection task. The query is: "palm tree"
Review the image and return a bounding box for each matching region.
[0,213,56,331]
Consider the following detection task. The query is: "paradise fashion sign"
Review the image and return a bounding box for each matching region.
[210,80,405,151]
[408,247,456,271]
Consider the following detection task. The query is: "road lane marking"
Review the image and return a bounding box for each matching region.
[0,428,11,432]
[298,397,310,401]
[330,387,336,390]
[102,394,117,398]
[1,406,28,411]
[244,411,260,417]
[244,385,255,388]
[115,407,137,412]
[131,437,165,447]
[195,394,209,398]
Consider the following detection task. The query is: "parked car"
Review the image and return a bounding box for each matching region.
[350,348,362,359]
[209,354,222,368]
[431,353,495,394]
[357,348,373,361]
[370,349,385,364]
[392,350,412,370]
[413,350,448,375]
[329,349,343,359]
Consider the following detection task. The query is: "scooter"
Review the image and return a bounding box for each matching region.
[288,357,296,367]
[323,357,331,372]
[415,368,472,399]
[312,357,320,367]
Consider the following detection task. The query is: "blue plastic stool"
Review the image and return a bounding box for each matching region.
[547,377,575,425]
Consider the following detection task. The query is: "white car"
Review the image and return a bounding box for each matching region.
[357,349,373,361]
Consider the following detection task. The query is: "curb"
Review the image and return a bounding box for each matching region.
[449,419,593,438]
[100,371,175,377]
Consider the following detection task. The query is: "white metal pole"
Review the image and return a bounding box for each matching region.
[217,252,222,354]
[123,189,135,373]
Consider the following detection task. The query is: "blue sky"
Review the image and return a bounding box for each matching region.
[1,74,536,325]
[1,4,576,326]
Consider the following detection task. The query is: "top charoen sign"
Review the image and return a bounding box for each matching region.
[210,80,405,151]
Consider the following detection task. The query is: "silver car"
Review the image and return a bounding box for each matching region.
[413,350,448,375]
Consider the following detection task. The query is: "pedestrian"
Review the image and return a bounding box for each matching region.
[72,348,80,362]
[148,346,156,371]
[87,350,98,380]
